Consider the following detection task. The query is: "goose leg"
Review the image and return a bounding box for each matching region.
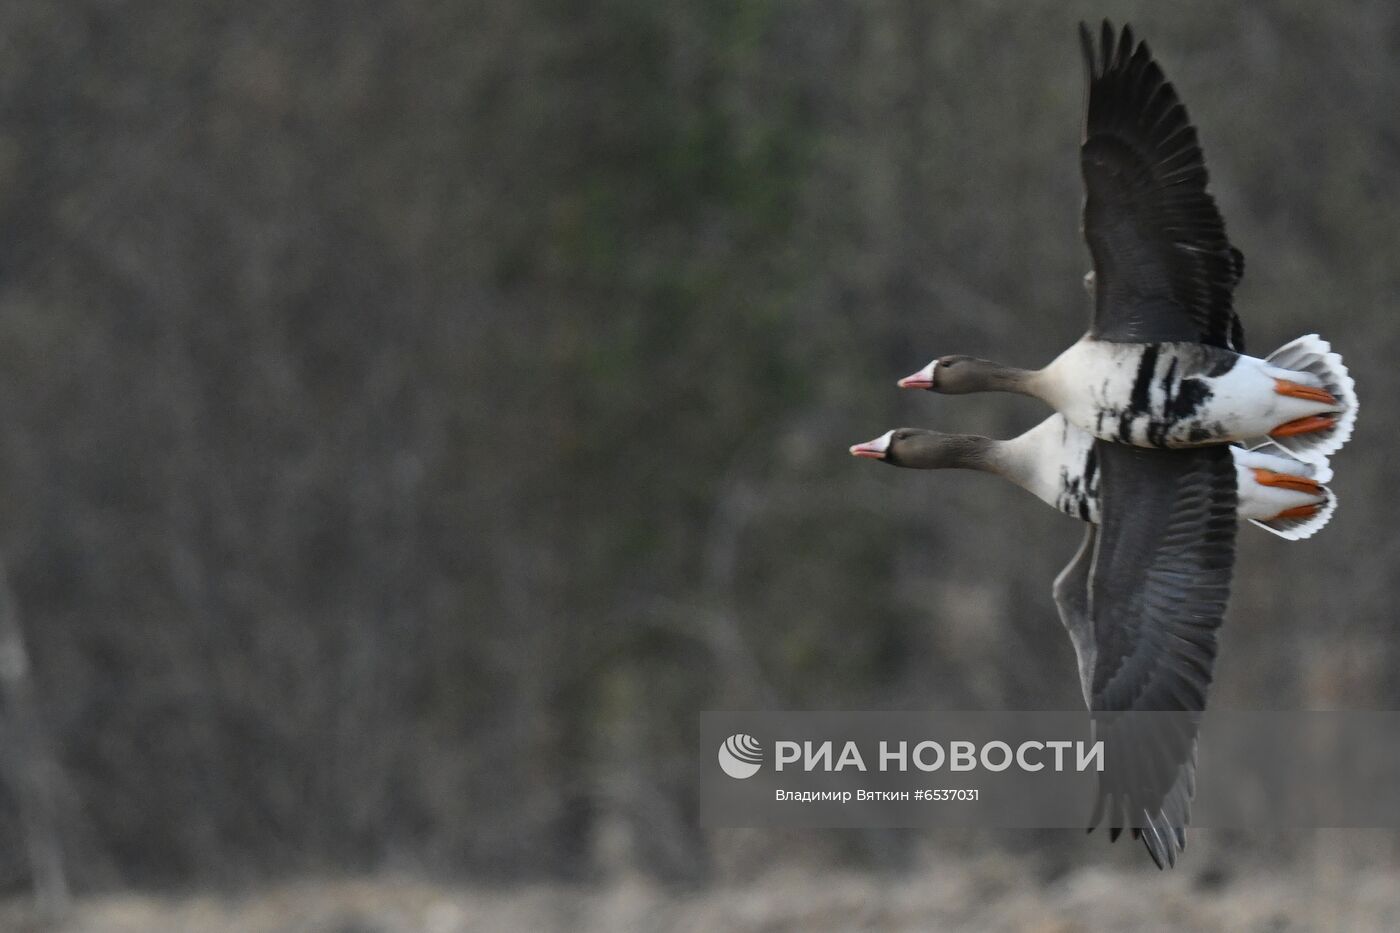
[1273,379,1338,405]
[1250,469,1321,495]
[1271,503,1322,522]
[1271,415,1336,438]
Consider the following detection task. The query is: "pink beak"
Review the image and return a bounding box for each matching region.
[849,431,893,460]
[897,361,936,389]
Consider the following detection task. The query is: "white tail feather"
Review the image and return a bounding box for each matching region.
[1264,334,1357,464]
[1246,440,1333,485]
[1248,485,1337,541]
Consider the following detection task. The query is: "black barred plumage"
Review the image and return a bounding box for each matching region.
[1047,338,1246,450]
[1055,453,1099,524]
[1128,344,1160,418]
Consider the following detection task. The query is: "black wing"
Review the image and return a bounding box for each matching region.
[1089,442,1235,712]
[1054,525,1200,869]
[1079,20,1245,352]
[1054,441,1237,868]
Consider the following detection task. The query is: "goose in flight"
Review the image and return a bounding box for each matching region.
[860,21,1356,866]
[850,415,1334,540]
[850,419,1289,866]
[897,22,1356,465]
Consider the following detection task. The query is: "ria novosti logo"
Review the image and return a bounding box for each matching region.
[718,733,763,779]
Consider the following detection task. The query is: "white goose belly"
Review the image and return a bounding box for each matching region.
[1044,338,1331,448]
[1002,416,1329,532]
[1001,415,1102,523]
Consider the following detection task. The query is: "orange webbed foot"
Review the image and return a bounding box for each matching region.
[1274,379,1338,405]
[1251,468,1322,495]
[1272,503,1322,522]
[1271,414,1337,438]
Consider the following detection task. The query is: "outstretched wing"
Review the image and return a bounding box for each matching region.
[1053,525,1201,870]
[1079,20,1245,352]
[1054,441,1236,868]
[1089,442,1235,712]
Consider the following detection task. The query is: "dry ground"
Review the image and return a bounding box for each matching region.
[3,836,1399,933]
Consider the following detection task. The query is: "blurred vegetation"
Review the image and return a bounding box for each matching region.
[0,0,1396,895]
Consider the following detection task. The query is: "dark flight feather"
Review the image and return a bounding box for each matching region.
[1078,20,1246,352]
[1053,441,1238,868]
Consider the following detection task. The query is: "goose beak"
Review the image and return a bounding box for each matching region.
[897,361,936,389]
[849,431,893,460]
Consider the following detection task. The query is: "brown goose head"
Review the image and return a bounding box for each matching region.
[849,428,995,470]
[896,355,1029,395]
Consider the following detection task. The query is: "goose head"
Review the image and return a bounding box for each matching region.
[897,355,1010,394]
[849,428,993,470]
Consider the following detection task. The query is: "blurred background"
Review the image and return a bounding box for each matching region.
[0,0,1397,929]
